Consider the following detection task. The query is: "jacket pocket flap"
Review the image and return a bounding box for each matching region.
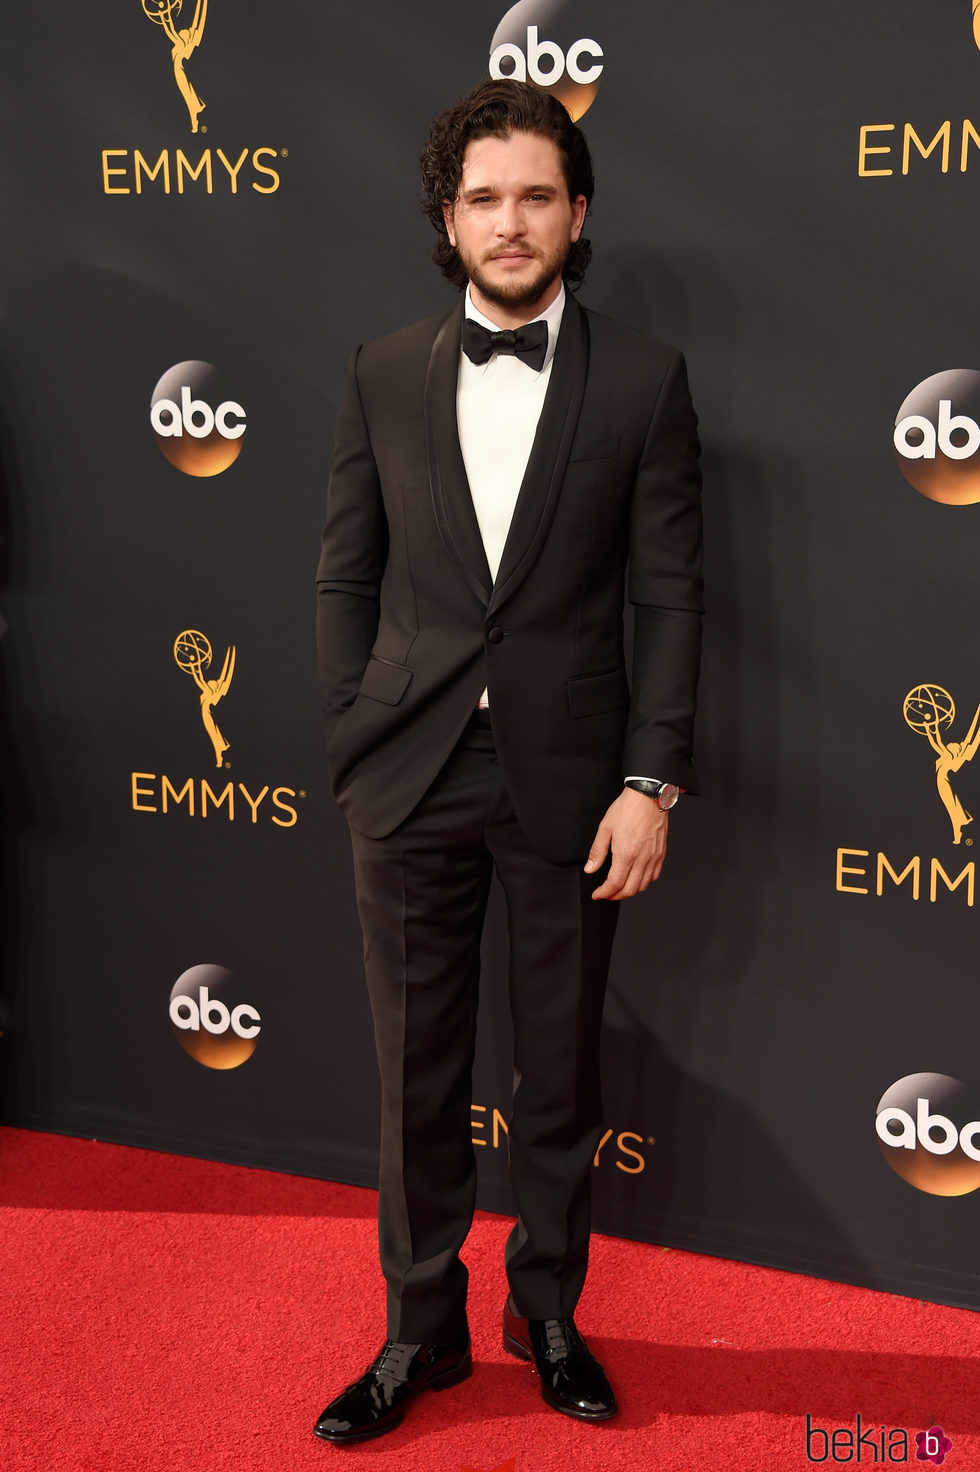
[567,668,629,718]
[569,435,620,463]
[358,657,413,706]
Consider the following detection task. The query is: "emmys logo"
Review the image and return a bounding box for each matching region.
[130,629,302,827]
[99,4,284,197]
[893,371,980,504]
[142,0,208,133]
[904,685,980,845]
[834,681,980,910]
[175,629,235,767]
[169,964,261,1069]
[490,1,603,121]
[150,362,246,478]
[470,1101,651,1174]
[858,10,980,178]
[876,1072,980,1196]
[835,681,980,910]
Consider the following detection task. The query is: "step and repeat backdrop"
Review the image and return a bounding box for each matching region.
[3,1,980,1310]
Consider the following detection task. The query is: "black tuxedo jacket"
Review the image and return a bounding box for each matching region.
[316,294,703,864]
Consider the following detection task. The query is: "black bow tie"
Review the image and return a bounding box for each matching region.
[461,317,549,373]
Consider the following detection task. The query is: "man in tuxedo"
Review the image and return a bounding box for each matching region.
[313,78,702,1443]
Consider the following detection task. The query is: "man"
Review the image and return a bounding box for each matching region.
[313,78,702,1443]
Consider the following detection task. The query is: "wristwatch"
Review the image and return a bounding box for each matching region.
[624,778,680,811]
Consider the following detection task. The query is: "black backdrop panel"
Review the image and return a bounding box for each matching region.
[3,1,980,1310]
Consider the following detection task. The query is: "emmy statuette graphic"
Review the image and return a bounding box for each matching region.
[174,629,235,767]
[904,683,980,844]
[142,0,208,133]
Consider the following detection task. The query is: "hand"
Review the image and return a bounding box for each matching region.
[584,787,669,900]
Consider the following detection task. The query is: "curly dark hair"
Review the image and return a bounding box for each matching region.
[420,79,594,291]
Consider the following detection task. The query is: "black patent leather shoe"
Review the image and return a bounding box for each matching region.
[503,1300,617,1421]
[313,1331,471,1443]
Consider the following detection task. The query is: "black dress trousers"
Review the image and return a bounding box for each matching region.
[349,711,620,1344]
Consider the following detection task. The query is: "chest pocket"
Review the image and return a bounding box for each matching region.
[568,436,620,463]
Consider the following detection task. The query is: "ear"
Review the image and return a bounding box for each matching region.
[569,194,587,243]
[442,201,457,248]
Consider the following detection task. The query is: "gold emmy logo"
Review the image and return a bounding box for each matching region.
[904,683,980,844]
[142,0,208,133]
[174,629,235,767]
[129,631,301,826]
[856,18,980,180]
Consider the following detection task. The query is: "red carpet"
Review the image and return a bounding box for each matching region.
[2,1127,978,1472]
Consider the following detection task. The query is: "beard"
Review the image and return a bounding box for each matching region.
[461,242,568,312]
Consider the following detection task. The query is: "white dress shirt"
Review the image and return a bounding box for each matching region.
[457,284,564,707]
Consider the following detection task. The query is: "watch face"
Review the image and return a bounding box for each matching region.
[657,783,680,811]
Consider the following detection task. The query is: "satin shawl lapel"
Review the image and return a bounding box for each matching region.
[488,296,589,617]
[424,302,493,606]
[423,295,591,615]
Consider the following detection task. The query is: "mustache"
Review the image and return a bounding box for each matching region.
[483,244,543,261]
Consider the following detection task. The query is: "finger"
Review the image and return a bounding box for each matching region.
[599,851,666,900]
[634,853,661,891]
[583,824,612,874]
[591,855,633,901]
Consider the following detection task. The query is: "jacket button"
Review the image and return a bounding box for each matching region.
[487,627,504,645]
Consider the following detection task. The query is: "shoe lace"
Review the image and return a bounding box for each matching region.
[368,1340,420,1383]
[541,1318,586,1358]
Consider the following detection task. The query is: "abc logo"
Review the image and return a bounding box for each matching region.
[875,1072,980,1196]
[169,964,261,1070]
[490,0,603,121]
[893,369,980,504]
[150,361,246,478]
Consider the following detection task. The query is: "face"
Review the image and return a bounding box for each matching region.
[443,131,587,324]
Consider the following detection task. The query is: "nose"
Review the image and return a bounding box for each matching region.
[495,198,526,239]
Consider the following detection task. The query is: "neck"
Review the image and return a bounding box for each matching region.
[467,275,562,330]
